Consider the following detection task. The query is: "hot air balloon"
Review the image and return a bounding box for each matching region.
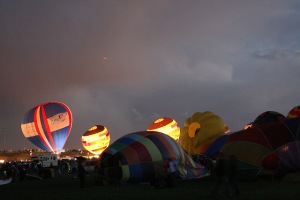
[253,111,286,126]
[81,125,110,155]
[98,131,206,183]
[147,117,180,141]
[179,111,229,156]
[20,101,72,153]
[244,111,286,129]
[287,105,300,118]
[221,116,300,178]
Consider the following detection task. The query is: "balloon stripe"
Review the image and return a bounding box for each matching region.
[137,136,163,161]
[147,134,171,159]
[41,105,56,152]
[34,106,53,152]
[120,146,140,164]
[131,141,152,163]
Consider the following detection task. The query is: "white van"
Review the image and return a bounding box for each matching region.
[31,154,58,168]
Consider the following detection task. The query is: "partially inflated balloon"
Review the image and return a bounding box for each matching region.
[221,116,300,177]
[21,102,72,153]
[253,111,286,126]
[147,117,180,141]
[99,131,206,183]
[81,125,110,155]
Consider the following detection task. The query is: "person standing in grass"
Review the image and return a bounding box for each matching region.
[211,153,230,197]
[228,155,240,197]
[77,159,86,188]
[166,158,178,187]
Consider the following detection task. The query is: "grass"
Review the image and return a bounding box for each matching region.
[1,173,300,200]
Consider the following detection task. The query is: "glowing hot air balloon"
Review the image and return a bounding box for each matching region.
[21,101,72,153]
[147,117,180,141]
[81,125,110,155]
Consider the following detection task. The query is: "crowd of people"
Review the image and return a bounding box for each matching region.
[1,153,241,194]
[0,158,90,188]
[0,162,30,182]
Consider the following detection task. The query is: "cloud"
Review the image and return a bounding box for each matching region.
[2,1,300,150]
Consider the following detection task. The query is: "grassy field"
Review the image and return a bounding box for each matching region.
[1,173,300,200]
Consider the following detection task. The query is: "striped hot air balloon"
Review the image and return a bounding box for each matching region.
[81,125,110,155]
[21,101,72,153]
[147,117,180,141]
[99,131,206,183]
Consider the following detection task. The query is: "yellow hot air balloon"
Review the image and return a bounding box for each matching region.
[147,117,180,141]
[81,125,110,155]
[179,111,229,155]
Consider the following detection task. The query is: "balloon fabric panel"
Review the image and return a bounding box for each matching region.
[203,134,229,158]
[260,122,295,149]
[124,142,152,164]
[276,141,300,172]
[147,134,175,160]
[134,136,163,161]
[27,136,51,152]
[52,127,69,152]
[148,118,174,129]
[282,116,300,139]
[119,146,142,165]
[226,128,273,149]
[222,141,272,167]
[253,111,286,126]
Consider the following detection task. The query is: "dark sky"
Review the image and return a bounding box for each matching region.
[1,0,300,150]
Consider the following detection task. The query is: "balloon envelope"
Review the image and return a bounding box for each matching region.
[99,131,206,183]
[221,116,300,177]
[21,101,72,153]
[179,111,228,155]
[253,111,286,126]
[287,105,300,118]
[147,117,180,141]
[81,125,110,155]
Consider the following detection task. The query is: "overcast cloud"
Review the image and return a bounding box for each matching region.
[1,0,300,150]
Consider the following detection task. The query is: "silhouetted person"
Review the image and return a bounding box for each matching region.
[211,153,230,197]
[72,160,78,178]
[228,155,240,197]
[18,164,26,181]
[11,165,20,182]
[77,160,86,188]
[166,158,178,187]
[151,161,168,189]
